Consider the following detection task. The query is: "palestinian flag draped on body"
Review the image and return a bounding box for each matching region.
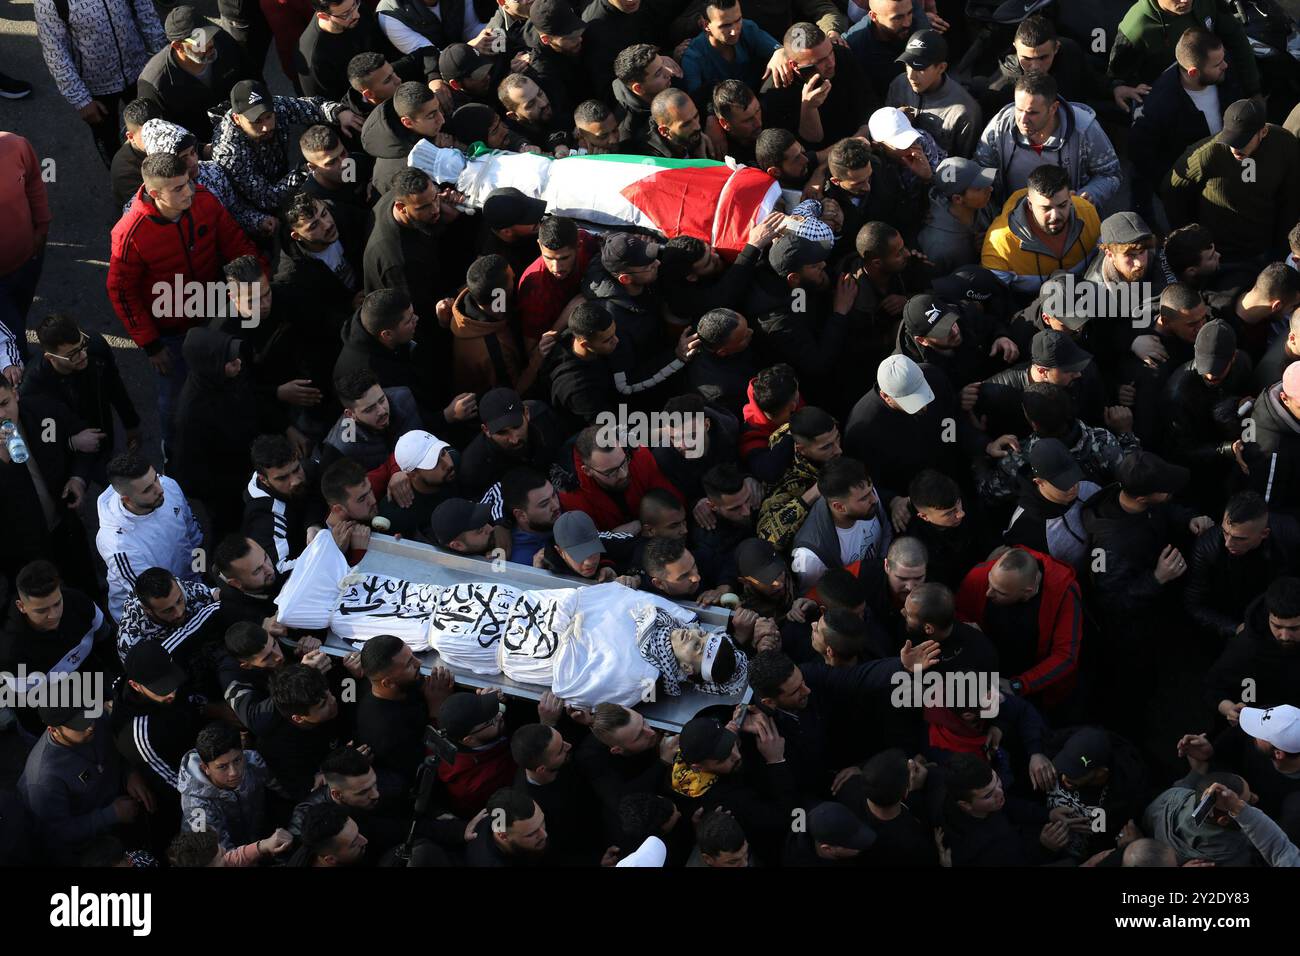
[409,142,781,260]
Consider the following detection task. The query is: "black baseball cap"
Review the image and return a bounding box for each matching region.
[1030,328,1092,372]
[529,0,584,38]
[432,498,494,546]
[933,265,1001,303]
[483,187,547,230]
[1037,273,1094,331]
[230,79,272,121]
[1054,727,1112,780]
[896,29,948,68]
[165,5,218,44]
[810,801,877,851]
[769,234,828,275]
[1028,438,1084,491]
[1218,98,1266,150]
[1115,449,1189,497]
[125,641,186,698]
[439,43,494,84]
[603,233,660,274]
[38,704,94,732]
[438,692,501,743]
[679,716,737,764]
[480,387,525,432]
[903,293,959,339]
[1193,319,1236,377]
[736,537,785,583]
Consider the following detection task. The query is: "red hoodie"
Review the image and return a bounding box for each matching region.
[436,738,517,816]
[738,377,804,459]
[955,547,1082,706]
[558,445,682,530]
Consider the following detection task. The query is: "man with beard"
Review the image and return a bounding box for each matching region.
[363,168,474,386]
[707,80,763,167]
[517,217,600,345]
[497,467,562,565]
[1208,577,1300,718]
[460,389,565,499]
[218,621,332,735]
[322,459,382,566]
[212,536,289,634]
[1083,212,1165,324]
[210,80,362,218]
[1002,438,1102,573]
[902,582,999,679]
[981,164,1101,298]
[633,88,710,159]
[573,99,624,154]
[372,429,463,538]
[0,561,121,738]
[355,635,455,796]
[513,718,602,864]
[974,72,1121,212]
[115,569,225,694]
[319,370,423,474]
[467,787,550,866]
[96,454,204,623]
[756,128,815,191]
[611,44,680,144]
[917,158,996,277]
[857,536,928,650]
[499,74,570,149]
[243,435,326,575]
[791,457,892,591]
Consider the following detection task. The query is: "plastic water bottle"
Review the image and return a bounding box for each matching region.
[0,420,29,464]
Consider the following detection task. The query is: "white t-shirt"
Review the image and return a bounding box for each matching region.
[790,515,886,591]
[1184,84,1223,136]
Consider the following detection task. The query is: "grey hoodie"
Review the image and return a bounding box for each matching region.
[974,97,1122,212]
[178,748,272,851]
[885,73,983,159]
[916,190,994,276]
[1141,774,1257,866]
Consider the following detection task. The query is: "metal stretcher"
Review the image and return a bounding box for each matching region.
[309,534,749,731]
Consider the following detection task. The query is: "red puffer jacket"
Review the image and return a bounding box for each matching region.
[107,184,261,353]
[558,445,682,531]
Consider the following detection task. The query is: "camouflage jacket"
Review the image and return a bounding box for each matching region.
[978,424,1141,504]
[757,424,822,552]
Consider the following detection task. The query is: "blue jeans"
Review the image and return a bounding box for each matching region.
[0,247,44,361]
[156,333,188,452]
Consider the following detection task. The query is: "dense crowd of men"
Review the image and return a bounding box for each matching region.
[6,0,1300,868]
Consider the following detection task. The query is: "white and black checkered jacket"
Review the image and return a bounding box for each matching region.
[34,0,166,110]
[209,95,344,215]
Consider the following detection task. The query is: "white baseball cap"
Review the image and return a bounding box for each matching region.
[877,354,934,415]
[615,835,667,867]
[1240,705,1300,753]
[868,107,921,150]
[394,430,450,471]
